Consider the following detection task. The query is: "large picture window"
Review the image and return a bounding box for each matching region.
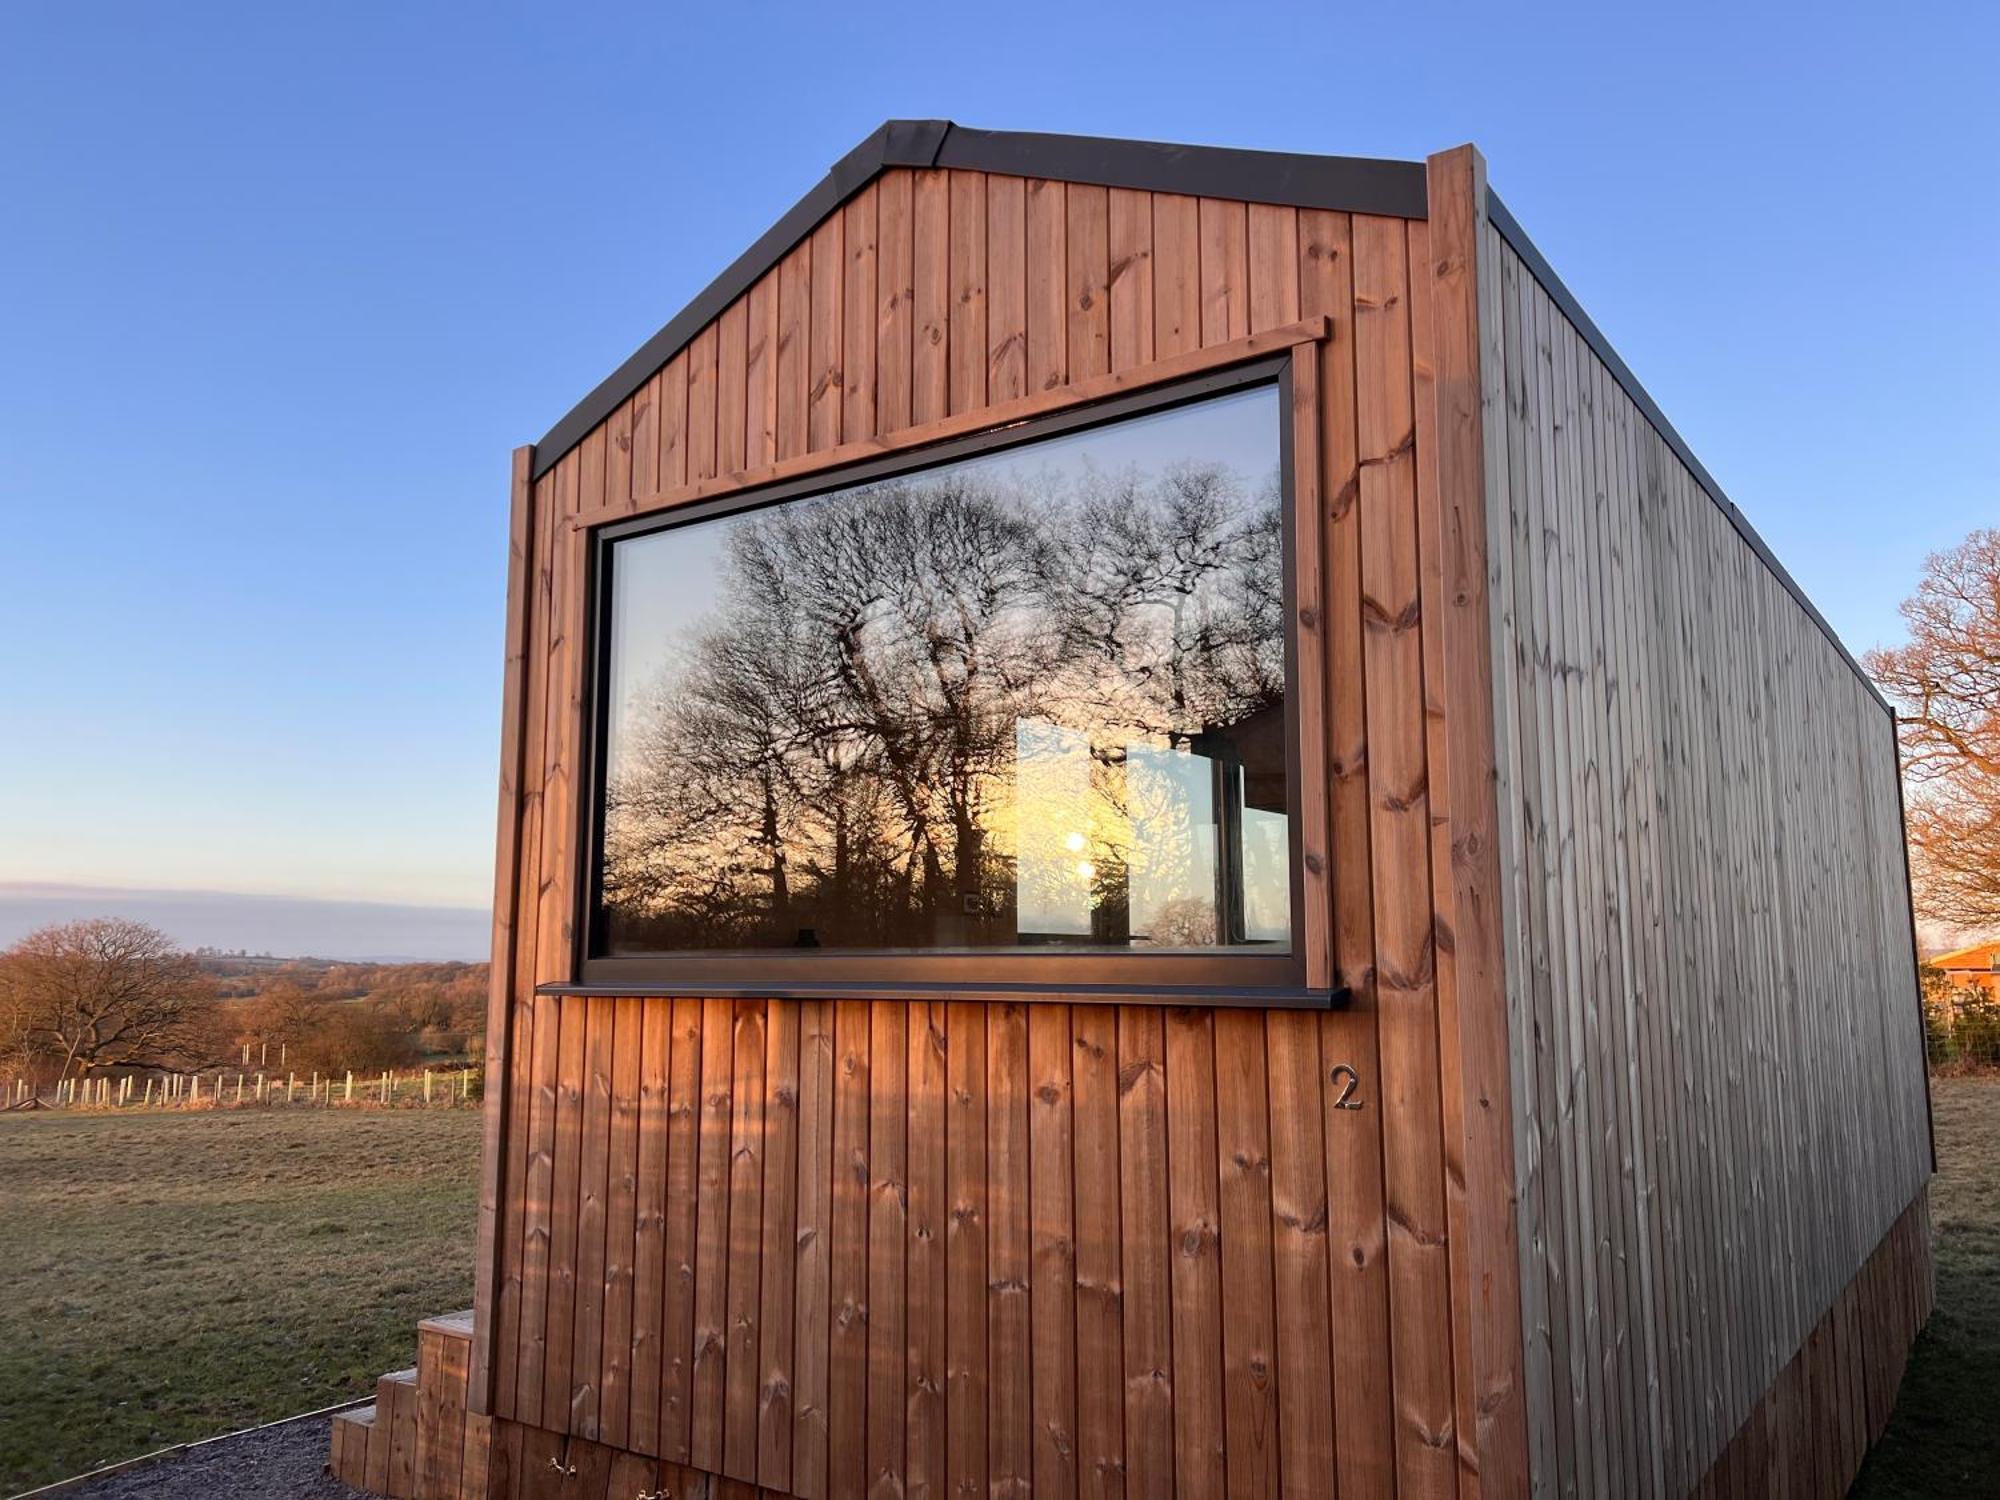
[579,363,1314,998]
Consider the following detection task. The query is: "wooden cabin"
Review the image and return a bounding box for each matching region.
[330,122,1935,1500]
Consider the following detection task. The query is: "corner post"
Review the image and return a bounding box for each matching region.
[469,444,537,1416]
[1421,144,1532,1497]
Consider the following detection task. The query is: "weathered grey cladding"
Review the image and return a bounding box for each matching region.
[1480,225,1930,1498]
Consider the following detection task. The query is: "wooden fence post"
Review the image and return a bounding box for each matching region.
[345,1070,354,1103]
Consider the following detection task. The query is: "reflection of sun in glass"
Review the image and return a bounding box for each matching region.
[596,381,1291,956]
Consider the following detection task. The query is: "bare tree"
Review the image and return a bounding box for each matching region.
[0,918,218,1081]
[602,449,1284,950]
[1865,528,2000,927]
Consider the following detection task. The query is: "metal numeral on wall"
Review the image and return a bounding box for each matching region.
[1328,1062,1363,1110]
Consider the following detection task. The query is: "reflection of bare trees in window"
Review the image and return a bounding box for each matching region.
[601,412,1285,955]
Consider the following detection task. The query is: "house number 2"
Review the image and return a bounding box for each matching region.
[1328,1063,1364,1110]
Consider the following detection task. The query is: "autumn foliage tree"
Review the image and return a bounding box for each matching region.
[1865,528,2000,928]
[284,1002,421,1074]
[0,918,219,1081]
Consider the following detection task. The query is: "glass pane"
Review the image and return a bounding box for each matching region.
[597,382,1290,955]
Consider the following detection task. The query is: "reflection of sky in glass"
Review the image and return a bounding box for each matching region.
[607,387,1277,752]
[598,382,1290,954]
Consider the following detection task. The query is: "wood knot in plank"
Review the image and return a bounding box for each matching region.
[1179,1217,1219,1259]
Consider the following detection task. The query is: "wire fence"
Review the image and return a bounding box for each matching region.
[5,1065,484,1112]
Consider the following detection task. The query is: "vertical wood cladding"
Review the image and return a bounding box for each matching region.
[1481,224,1932,1498]
[496,991,1450,1500]
[338,1187,1935,1500]
[483,169,1478,1499]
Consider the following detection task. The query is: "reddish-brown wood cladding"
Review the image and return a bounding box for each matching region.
[472,982,1932,1500]
[481,163,1518,1497]
[492,992,1427,1500]
[341,1181,1935,1500]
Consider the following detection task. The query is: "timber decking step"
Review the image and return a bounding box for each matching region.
[329,1404,375,1490]
[416,1308,474,1341]
[373,1368,419,1499]
[415,1312,474,1500]
[332,1311,486,1500]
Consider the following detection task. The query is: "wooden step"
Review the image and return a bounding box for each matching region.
[416,1308,474,1342]
[373,1369,418,1499]
[329,1404,375,1491]
[330,1308,484,1500]
[416,1315,472,1500]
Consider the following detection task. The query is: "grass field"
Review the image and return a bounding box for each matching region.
[0,1106,478,1493]
[1855,1073,2000,1496]
[0,1079,1991,1495]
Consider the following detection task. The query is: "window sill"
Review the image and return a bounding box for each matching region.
[533,979,1350,1011]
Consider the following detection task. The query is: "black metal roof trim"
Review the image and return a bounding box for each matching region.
[930,124,1429,219]
[530,120,1428,478]
[1484,188,1892,719]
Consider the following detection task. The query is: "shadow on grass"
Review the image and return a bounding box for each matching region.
[1853,1075,2000,1497]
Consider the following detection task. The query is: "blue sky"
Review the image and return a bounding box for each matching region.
[1,1,1993,932]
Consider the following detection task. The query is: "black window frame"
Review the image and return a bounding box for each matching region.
[561,354,1334,1009]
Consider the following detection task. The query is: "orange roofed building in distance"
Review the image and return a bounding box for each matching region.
[1931,939,2000,1002]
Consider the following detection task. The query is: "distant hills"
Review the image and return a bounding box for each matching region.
[0,882,489,962]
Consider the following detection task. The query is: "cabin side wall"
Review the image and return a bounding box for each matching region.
[1480,220,1934,1497]
[471,164,1531,1499]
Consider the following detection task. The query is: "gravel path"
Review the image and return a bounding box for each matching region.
[39,1413,366,1500]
